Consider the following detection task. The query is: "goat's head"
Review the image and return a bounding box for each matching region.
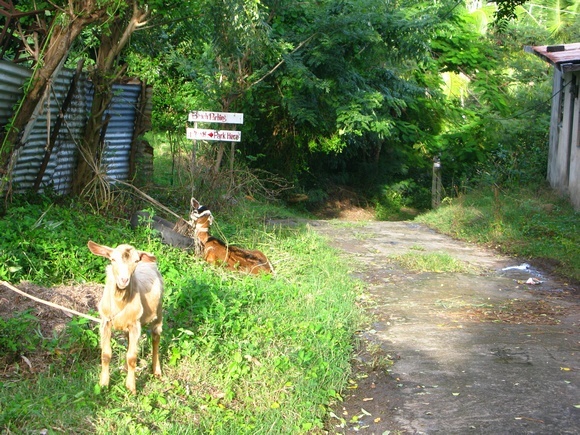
[190,197,214,227]
[88,241,157,290]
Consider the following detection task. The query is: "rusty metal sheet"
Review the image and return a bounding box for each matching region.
[527,43,580,72]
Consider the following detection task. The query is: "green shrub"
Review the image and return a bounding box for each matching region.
[0,310,41,361]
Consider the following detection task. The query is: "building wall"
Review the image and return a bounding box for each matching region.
[569,72,580,210]
[548,69,580,210]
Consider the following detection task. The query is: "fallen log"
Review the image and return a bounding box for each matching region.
[130,211,196,251]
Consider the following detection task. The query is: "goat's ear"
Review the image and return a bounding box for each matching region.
[191,197,200,210]
[87,240,113,258]
[139,251,157,263]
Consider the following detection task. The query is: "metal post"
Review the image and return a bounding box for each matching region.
[432,156,442,209]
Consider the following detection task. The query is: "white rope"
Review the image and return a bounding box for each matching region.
[0,280,102,324]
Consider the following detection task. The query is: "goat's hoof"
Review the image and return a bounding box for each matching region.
[126,383,137,394]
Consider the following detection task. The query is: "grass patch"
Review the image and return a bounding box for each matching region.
[416,184,580,281]
[0,197,362,433]
[390,252,476,273]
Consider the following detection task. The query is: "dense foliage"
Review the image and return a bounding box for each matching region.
[122,0,580,212]
[2,1,579,211]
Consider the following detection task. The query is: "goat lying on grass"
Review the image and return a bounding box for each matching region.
[188,198,274,275]
[87,240,163,394]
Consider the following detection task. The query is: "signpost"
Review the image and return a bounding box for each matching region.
[187,110,245,174]
[188,111,243,125]
[186,128,241,142]
[187,110,244,142]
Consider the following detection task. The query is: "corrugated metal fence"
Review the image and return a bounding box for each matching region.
[0,61,29,127]
[0,60,148,195]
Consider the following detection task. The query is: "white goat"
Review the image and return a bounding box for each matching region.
[87,240,163,394]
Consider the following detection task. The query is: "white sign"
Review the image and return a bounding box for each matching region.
[189,111,244,124]
[187,128,241,142]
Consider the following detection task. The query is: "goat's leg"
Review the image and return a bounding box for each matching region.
[122,331,129,372]
[204,248,215,264]
[151,322,163,377]
[99,320,112,388]
[125,322,142,394]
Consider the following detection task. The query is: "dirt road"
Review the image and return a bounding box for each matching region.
[311,220,580,434]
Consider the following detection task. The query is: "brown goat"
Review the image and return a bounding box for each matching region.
[87,241,163,394]
[189,198,274,274]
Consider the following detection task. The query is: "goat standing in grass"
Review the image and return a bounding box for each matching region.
[189,198,274,274]
[87,241,163,394]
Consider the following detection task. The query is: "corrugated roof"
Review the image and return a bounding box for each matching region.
[526,42,580,72]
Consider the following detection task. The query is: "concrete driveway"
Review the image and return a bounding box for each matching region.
[312,220,580,434]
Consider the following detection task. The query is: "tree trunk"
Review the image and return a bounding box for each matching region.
[72,1,148,196]
[33,59,85,192]
[214,142,225,173]
[71,71,115,195]
[0,2,109,177]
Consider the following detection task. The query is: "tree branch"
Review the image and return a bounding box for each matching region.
[249,33,316,89]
